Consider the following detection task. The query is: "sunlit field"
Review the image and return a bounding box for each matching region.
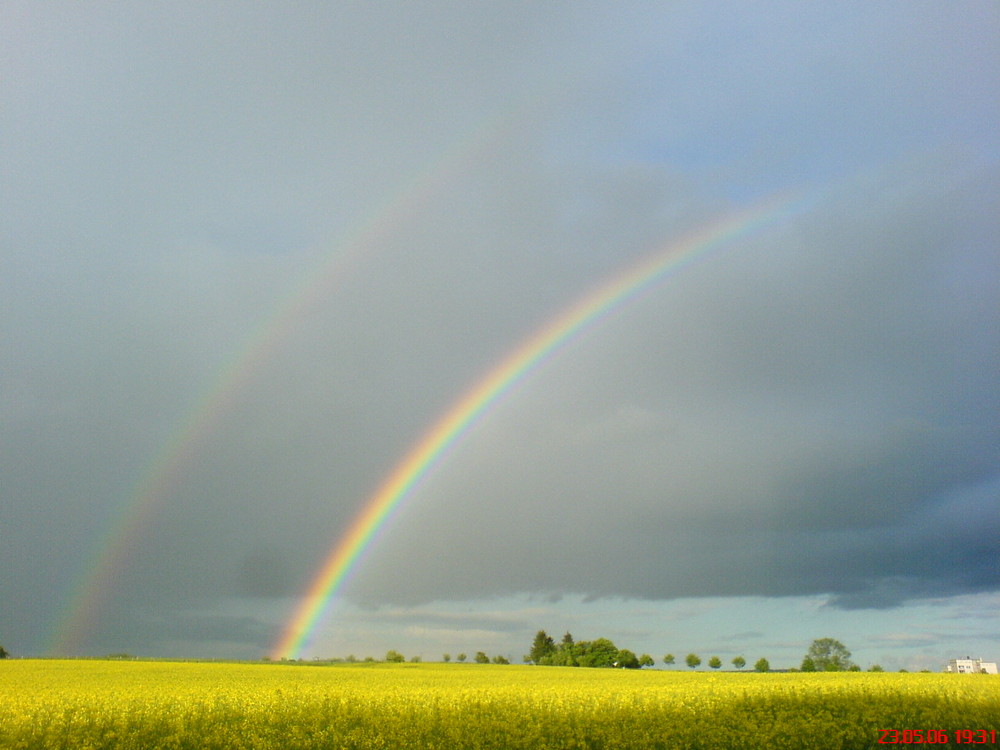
[2,660,998,749]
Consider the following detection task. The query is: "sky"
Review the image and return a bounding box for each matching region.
[2,2,998,672]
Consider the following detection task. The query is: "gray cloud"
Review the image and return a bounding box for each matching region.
[2,2,997,658]
[350,163,1000,610]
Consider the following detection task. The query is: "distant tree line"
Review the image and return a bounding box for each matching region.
[526,631,767,671]
[668,653,770,671]
[527,631,655,669]
[386,650,509,664]
[280,636,863,673]
[528,633,867,673]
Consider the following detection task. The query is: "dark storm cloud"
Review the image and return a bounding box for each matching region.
[234,548,292,599]
[88,608,275,658]
[346,608,532,635]
[146,613,273,650]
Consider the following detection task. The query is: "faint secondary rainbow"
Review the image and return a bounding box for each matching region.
[48,100,539,656]
[272,190,802,660]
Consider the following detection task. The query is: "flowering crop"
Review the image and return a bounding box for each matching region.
[1,660,997,748]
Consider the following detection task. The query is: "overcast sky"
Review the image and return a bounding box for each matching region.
[3,2,998,671]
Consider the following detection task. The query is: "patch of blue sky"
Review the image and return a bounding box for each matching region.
[586,2,1000,202]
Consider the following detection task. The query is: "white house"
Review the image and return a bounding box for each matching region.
[946,658,998,674]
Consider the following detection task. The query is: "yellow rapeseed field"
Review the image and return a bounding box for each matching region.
[1,660,998,749]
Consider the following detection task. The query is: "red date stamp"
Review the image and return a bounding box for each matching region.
[878,729,998,744]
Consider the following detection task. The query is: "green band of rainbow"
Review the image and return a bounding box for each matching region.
[271,191,801,660]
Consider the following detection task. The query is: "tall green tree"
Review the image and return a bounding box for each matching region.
[732,656,746,670]
[529,630,556,664]
[686,653,701,669]
[0,644,8,659]
[474,651,490,664]
[708,656,722,669]
[615,649,640,669]
[663,653,675,666]
[754,657,770,672]
[804,638,853,671]
[639,654,654,668]
[385,650,404,663]
[575,638,620,668]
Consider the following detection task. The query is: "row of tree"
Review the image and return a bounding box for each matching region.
[387,650,509,665]
[528,629,772,670]
[527,632,865,672]
[664,652,771,672]
[6,636,913,672]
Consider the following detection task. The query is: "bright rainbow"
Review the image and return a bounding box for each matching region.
[48,102,536,656]
[272,190,801,660]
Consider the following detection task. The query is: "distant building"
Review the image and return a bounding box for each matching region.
[946,658,997,674]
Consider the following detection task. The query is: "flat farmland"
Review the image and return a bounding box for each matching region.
[2,660,998,749]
